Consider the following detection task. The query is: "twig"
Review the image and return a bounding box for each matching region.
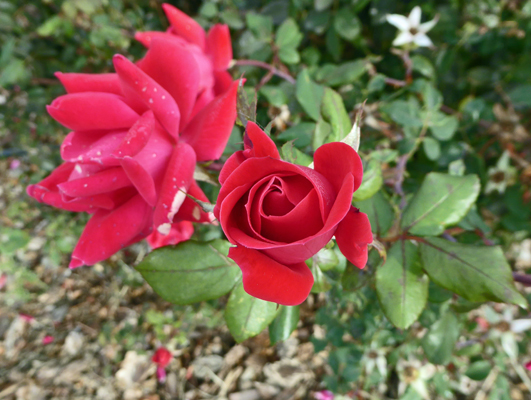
[231,59,296,84]
[513,273,531,286]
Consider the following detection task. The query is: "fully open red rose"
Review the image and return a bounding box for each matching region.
[214,122,373,306]
[27,18,237,269]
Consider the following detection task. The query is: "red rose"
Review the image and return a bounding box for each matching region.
[135,3,233,114]
[214,122,373,306]
[27,18,237,268]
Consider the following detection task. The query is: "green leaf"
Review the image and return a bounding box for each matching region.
[314,248,339,271]
[275,18,302,50]
[419,237,527,307]
[221,9,245,29]
[259,85,289,108]
[508,84,531,108]
[354,190,394,237]
[296,69,324,121]
[341,262,370,291]
[225,281,279,343]
[421,83,443,111]
[246,12,273,39]
[277,122,314,148]
[422,137,441,161]
[269,305,300,344]
[333,8,361,41]
[281,141,313,166]
[429,113,459,141]
[401,173,480,236]
[0,59,29,86]
[36,15,63,36]
[321,87,351,142]
[376,241,428,329]
[319,60,367,86]
[353,159,383,201]
[315,0,333,11]
[421,312,460,365]
[382,99,423,128]
[310,260,332,292]
[313,118,331,150]
[465,360,491,381]
[278,47,300,64]
[411,55,435,78]
[137,240,241,305]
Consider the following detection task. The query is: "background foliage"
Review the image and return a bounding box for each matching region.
[2,0,531,398]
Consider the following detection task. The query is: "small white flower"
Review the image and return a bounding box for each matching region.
[484,150,517,194]
[396,358,437,399]
[386,6,438,48]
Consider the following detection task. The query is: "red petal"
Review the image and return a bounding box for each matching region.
[206,24,232,71]
[61,130,127,166]
[162,3,206,49]
[111,111,154,159]
[120,156,157,206]
[55,72,122,95]
[58,167,130,197]
[181,81,238,161]
[313,142,364,192]
[134,31,178,48]
[228,246,313,306]
[219,151,246,185]
[113,54,180,140]
[214,71,233,96]
[334,207,372,269]
[244,121,281,159]
[146,221,194,249]
[69,194,152,268]
[47,93,139,132]
[137,36,200,129]
[153,142,196,233]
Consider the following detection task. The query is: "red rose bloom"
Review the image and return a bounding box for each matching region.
[214,122,373,306]
[27,17,237,269]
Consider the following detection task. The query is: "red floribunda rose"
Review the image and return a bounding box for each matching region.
[135,3,233,114]
[214,122,373,306]
[27,14,238,268]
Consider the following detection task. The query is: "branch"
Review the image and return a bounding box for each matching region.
[231,59,296,84]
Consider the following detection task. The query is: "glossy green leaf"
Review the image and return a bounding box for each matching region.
[422,137,441,160]
[353,159,383,201]
[310,260,332,292]
[275,18,302,50]
[376,240,428,329]
[333,9,361,41]
[137,240,241,305]
[225,282,279,343]
[465,360,491,381]
[246,13,273,39]
[314,248,339,271]
[355,191,394,237]
[401,173,480,236]
[341,262,370,291]
[421,312,460,365]
[419,237,527,307]
[411,54,435,78]
[319,60,366,86]
[313,118,331,150]
[321,87,351,143]
[382,99,423,128]
[296,69,324,121]
[429,113,459,141]
[281,141,313,166]
[269,305,300,344]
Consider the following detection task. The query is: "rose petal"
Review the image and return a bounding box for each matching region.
[313,141,363,193]
[113,54,180,140]
[111,111,154,159]
[213,70,233,96]
[162,3,206,49]
[58,167,131,197]
[181,80,238,161]
[153,142,196,234]
[136,36,200,130]
[206,24,232,71]
[146,221,194,248]
[219,151,247,185]
[69,194,152,268]
[228,246,313,306]
[55,72,122,95]
[120,156,157,206]
[47,93,139,132]
[134,30,186,48]
[61,130,127,166]
[244,121,281,159]
[335,207,372,269]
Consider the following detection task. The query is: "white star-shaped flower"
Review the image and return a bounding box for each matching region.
[386,6,438,48]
